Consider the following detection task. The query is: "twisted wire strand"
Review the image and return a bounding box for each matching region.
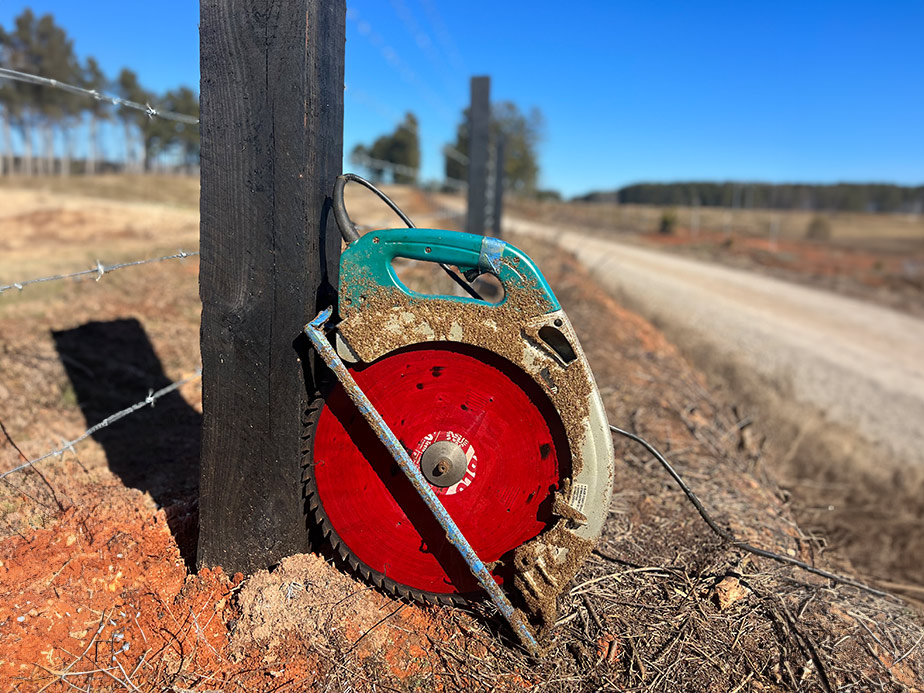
[0,370,202,481]
[0,66,199,125]
[0,250,199,295]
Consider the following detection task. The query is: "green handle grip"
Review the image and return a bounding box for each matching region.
[339,228,561,314]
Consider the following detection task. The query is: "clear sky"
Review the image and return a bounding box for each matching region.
[1,1,922,197]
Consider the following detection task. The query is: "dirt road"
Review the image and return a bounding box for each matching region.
[504,216,924,469]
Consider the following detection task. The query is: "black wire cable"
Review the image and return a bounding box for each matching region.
[609,424,892,599]
[332,173,484,301]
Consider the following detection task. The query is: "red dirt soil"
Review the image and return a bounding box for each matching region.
[1,482,500,691]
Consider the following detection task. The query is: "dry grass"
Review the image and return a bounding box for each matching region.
[0,177,922,691]
[507,197,924,246]
[0,173,200,209]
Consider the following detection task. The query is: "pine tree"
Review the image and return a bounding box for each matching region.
[117,68,145,172]
[33,13,79,175]
[444,102,544,193]
[81,57,109,175]
[161,86,199,173]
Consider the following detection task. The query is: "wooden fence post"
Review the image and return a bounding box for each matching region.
[466,76,490,236]
[197,0,345,574]
[491,134,505,238]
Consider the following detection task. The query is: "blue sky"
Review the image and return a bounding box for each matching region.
[1,1,922,197]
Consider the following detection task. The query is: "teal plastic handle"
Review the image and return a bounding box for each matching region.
[339,228,561,314]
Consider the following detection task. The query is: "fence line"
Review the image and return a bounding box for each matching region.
[0,66,200,126]
[0,249,199,295]
[355,207,463,232]
[388,0,464,96]
[346,8,456,126]
[350,152,469,192]
[442,176,468,191]
[0,369,202,481]
[443,145,469,165]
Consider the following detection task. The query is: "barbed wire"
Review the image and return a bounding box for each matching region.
[0,369,202,481]
[350,152,419,181]
[350,152,469,192]
[0,250,199,295]
[0,66,199,125]
[443,145,469,166]
[388,0,462,95]
[419,0,468,76]
[442,176,468,191]
[346,8,456,126]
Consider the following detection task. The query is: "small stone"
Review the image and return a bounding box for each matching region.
[715,576,749,610]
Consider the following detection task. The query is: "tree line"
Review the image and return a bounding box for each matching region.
[577,182,924,214]
[0,9,199,176]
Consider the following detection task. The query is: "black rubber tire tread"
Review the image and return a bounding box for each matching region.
[301,394,471,606]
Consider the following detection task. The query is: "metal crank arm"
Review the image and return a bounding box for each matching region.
[304,306,540,656]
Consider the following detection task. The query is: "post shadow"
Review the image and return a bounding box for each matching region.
[52,318,202,567]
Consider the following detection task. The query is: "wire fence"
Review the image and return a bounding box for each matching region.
[0,66,200,125]
[443,145,469,165]
[0,369,202,481]
[0,249,199,295]
[0,2,469,511]
[349,151,468,191]
[0,28,465,480]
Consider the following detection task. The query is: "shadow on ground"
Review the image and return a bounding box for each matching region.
[52,318,201,566]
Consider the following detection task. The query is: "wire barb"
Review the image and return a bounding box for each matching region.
[0,66,199,125]
[0,370,202,481]
[0,250,199,296]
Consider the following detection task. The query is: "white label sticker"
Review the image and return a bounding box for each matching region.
[570,483,588,514]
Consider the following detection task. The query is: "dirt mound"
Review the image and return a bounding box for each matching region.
[0,484,238,690]
[230,554,474,685]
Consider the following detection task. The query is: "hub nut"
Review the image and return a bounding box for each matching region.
[420,440,468,488]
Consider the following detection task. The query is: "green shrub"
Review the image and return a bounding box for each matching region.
[805,215,832,240]
[659,208,678,235]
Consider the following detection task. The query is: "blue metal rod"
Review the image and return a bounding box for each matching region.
[304,306,540,655]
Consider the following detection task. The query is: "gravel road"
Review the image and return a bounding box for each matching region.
[505,216,924,468]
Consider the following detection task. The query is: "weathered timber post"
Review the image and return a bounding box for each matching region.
[466,76,490,236]
[198,0,345,574]
[491,134,506,238]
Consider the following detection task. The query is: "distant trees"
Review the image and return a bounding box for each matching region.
[444,101,544,194]
[350,112,420,184]
[0,9,198,176]
[578,182,924,214]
